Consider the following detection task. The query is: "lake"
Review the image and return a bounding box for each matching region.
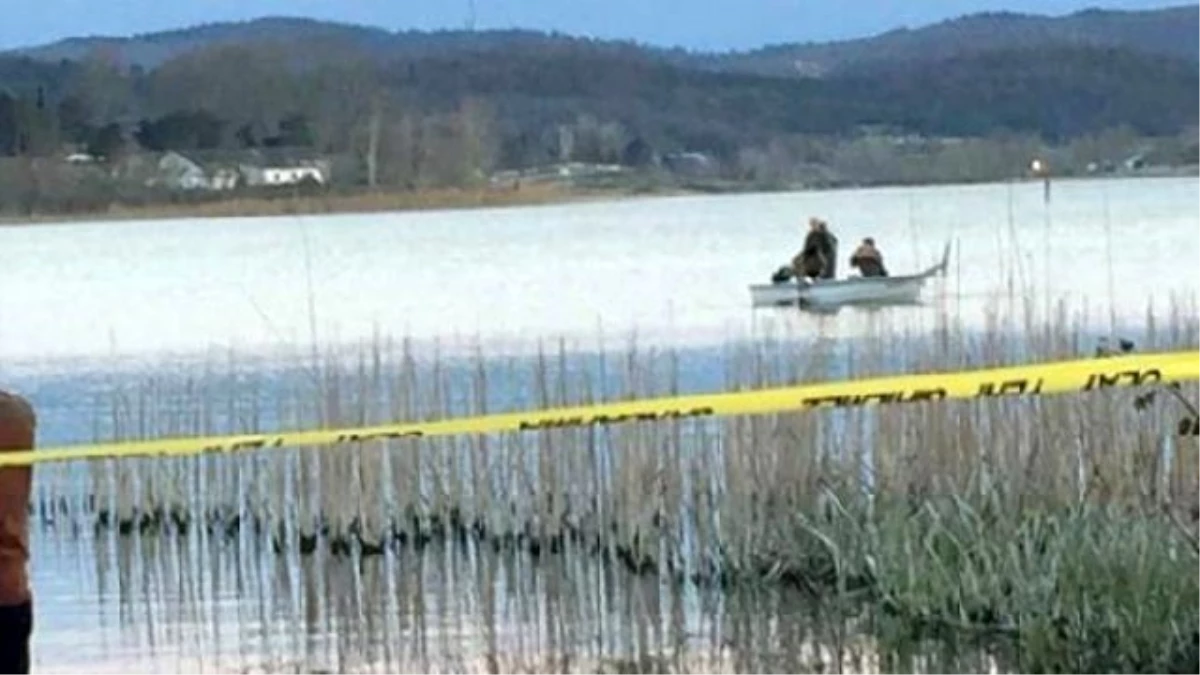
[2,176,1196,368]
[3,175,1198,673]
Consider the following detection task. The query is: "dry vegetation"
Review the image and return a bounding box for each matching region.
[0,181,612,225]
[63,529,999,674]
[28,297,1200,673]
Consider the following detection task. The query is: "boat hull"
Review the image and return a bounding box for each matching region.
[750,274,931,308]
[750,241,951,309]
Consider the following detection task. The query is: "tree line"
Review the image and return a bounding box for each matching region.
[0,37,1195,190]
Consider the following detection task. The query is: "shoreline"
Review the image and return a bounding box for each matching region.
[0,183,644,227]
[0,168,1193,227]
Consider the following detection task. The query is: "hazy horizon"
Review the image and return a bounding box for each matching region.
[2,0,1184,53]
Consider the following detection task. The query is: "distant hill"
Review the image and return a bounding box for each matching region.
[9,17,652,71]
[12,37,1185,146]
[834,44,1199,138]
[0,4,1193,182]
[695,4,1199,77]
[9,5,1198,77]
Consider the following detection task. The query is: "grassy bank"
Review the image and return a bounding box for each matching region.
[3,167,1194,227]
[27,300,1200,672]
[0,182,635,226]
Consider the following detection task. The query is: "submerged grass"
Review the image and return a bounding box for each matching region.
[28,296,1200,673]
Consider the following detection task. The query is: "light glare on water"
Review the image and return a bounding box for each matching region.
[1,177,1194,366]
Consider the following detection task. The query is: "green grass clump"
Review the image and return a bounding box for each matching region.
[774,487,1199,673]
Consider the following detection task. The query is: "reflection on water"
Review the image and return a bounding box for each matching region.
[31,527,1004,674]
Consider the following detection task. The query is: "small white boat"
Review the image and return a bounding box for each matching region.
[750,241,951,309]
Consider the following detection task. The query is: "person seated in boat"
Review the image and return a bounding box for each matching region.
[849,237,888,277]
[791,249,824,282]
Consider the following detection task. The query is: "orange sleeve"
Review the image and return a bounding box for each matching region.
[0,392,34,605]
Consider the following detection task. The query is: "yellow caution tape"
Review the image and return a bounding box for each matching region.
[2,350,1196,468]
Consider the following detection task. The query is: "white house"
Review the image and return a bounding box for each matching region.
[153,151,209,190]
[129,150,333,191]
[241,163,328,187]
[263,166,325,186]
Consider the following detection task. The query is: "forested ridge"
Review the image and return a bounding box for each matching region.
[0,5,1195,216]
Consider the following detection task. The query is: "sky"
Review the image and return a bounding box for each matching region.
[0,0,1184,52]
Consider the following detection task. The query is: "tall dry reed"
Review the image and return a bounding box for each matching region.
[2,182,596,226]
[26,297,1200,672]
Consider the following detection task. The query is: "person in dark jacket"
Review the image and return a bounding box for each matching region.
[792,218,839,281]
[849,237,888,277]
[814,219,838,279]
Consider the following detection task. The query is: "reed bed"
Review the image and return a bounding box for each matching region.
[46,526,999,674]
[28,298,1200,673]
[2,182,600,226]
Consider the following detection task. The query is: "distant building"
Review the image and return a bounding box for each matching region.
[234,148,332,187]
[154,151,210,190]
[243,165,326,187]
[112,148,333,192]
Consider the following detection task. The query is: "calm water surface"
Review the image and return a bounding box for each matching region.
[3,176,1196,673]
[2,176,1195,365]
